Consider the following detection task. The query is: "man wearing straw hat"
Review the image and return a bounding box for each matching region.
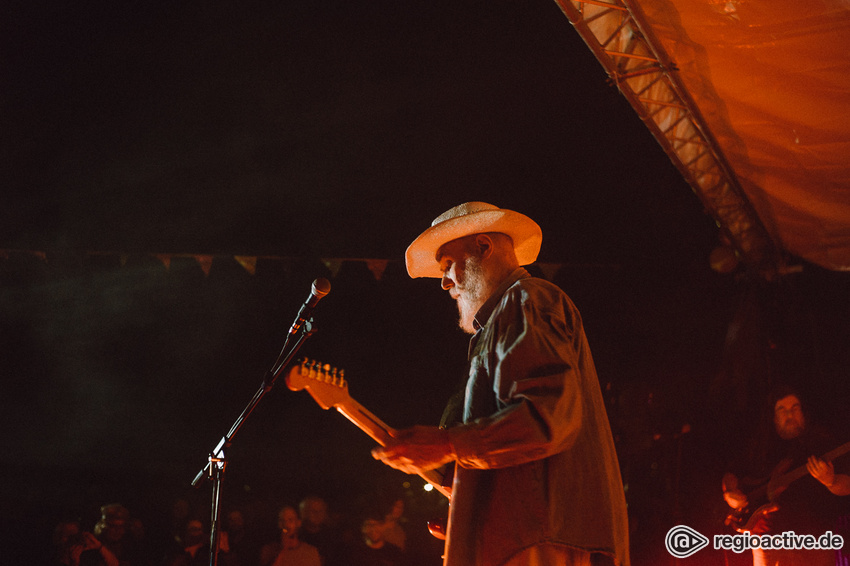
[372,203,629,566]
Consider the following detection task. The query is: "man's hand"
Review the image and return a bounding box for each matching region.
[371,425,455,474]
[807,455,835,487]
[723,488,749,511]
[722,473,748,510]
[70,532,120,566]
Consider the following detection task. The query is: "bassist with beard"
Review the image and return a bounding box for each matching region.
[722,386,850,566]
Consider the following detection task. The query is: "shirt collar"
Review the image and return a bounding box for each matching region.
[471,267,531,331]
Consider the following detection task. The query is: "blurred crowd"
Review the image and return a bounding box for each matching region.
[50,492,422,566]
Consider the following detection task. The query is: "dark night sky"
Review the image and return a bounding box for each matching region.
[2,1,848,564]
[2,0,705,261]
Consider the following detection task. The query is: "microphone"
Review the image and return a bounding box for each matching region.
[288,278,331,337]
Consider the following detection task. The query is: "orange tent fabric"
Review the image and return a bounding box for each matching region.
[573,0,850,270]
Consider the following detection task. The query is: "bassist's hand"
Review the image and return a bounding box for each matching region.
[723,488,748,511]
[722,473,748,510]
[372,426,456,474]
[807,455,835,487]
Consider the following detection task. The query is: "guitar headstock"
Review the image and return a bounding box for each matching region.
[285,359,349,410]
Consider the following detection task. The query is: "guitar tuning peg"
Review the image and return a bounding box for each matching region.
[330,367,338,385]
[339,369,346,388]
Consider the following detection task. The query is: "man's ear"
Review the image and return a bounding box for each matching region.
[474,234,494,259]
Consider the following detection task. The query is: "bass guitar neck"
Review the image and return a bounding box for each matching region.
[725,440,850,532]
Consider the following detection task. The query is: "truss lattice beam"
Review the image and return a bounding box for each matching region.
[553,0,784,277]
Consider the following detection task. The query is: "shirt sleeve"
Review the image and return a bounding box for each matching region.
[448,283,585,469]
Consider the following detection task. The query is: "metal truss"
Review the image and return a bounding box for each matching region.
[553,0,784,277]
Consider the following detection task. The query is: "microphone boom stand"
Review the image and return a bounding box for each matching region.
[191,320,317,566]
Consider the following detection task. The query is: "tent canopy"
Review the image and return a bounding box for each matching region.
[556,0,850,276]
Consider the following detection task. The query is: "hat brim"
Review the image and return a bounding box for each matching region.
[405,209,542,278]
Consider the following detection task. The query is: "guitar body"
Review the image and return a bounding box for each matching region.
[726,503,779,533]
[724,473,776,532]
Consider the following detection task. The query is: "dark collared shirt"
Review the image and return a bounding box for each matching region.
[443,268,629,566]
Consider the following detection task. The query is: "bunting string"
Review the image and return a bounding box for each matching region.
[0,248,619,282]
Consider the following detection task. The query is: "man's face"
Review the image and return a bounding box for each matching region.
[226,511,244,533]
[388,499,404,521]
[361,518,386,546]
[774,394,805,440]
[184,520,205,547]
[437,237,487,334]
[300,499,327,529]
[103,519,127,543]
[278,508,301,538]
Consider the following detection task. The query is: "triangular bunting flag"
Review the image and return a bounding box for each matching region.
[154,254,172,270]
[234,255,257,275]
[322,259,343,278]
[366,259,389,281]
[195,255,214,276]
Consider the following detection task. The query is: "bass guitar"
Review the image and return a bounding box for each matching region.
[725,440,850,532]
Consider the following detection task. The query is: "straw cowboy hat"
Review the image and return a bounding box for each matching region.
[405,202,542,278]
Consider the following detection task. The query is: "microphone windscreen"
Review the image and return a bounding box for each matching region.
[312,277,331,297]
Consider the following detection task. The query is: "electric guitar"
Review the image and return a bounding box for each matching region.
[285,359,452,500]
[725,440,850,532]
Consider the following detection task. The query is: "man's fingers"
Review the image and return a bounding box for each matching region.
[806,456,830,474]
[372,444,408,463]
[372,449,418,474]
[371,446,394,460]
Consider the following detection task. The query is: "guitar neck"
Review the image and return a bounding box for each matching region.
[285,360,452,500]
[334,398,452,499]
[761,440,850,500]
[335,398,396,446]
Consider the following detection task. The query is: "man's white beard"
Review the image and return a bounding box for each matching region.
[457,294,478,334]
[455,257,486,335]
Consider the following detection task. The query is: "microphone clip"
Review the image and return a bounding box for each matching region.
[265,278,331,388]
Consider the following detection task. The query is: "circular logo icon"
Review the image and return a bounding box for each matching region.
[665,525,710,558]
